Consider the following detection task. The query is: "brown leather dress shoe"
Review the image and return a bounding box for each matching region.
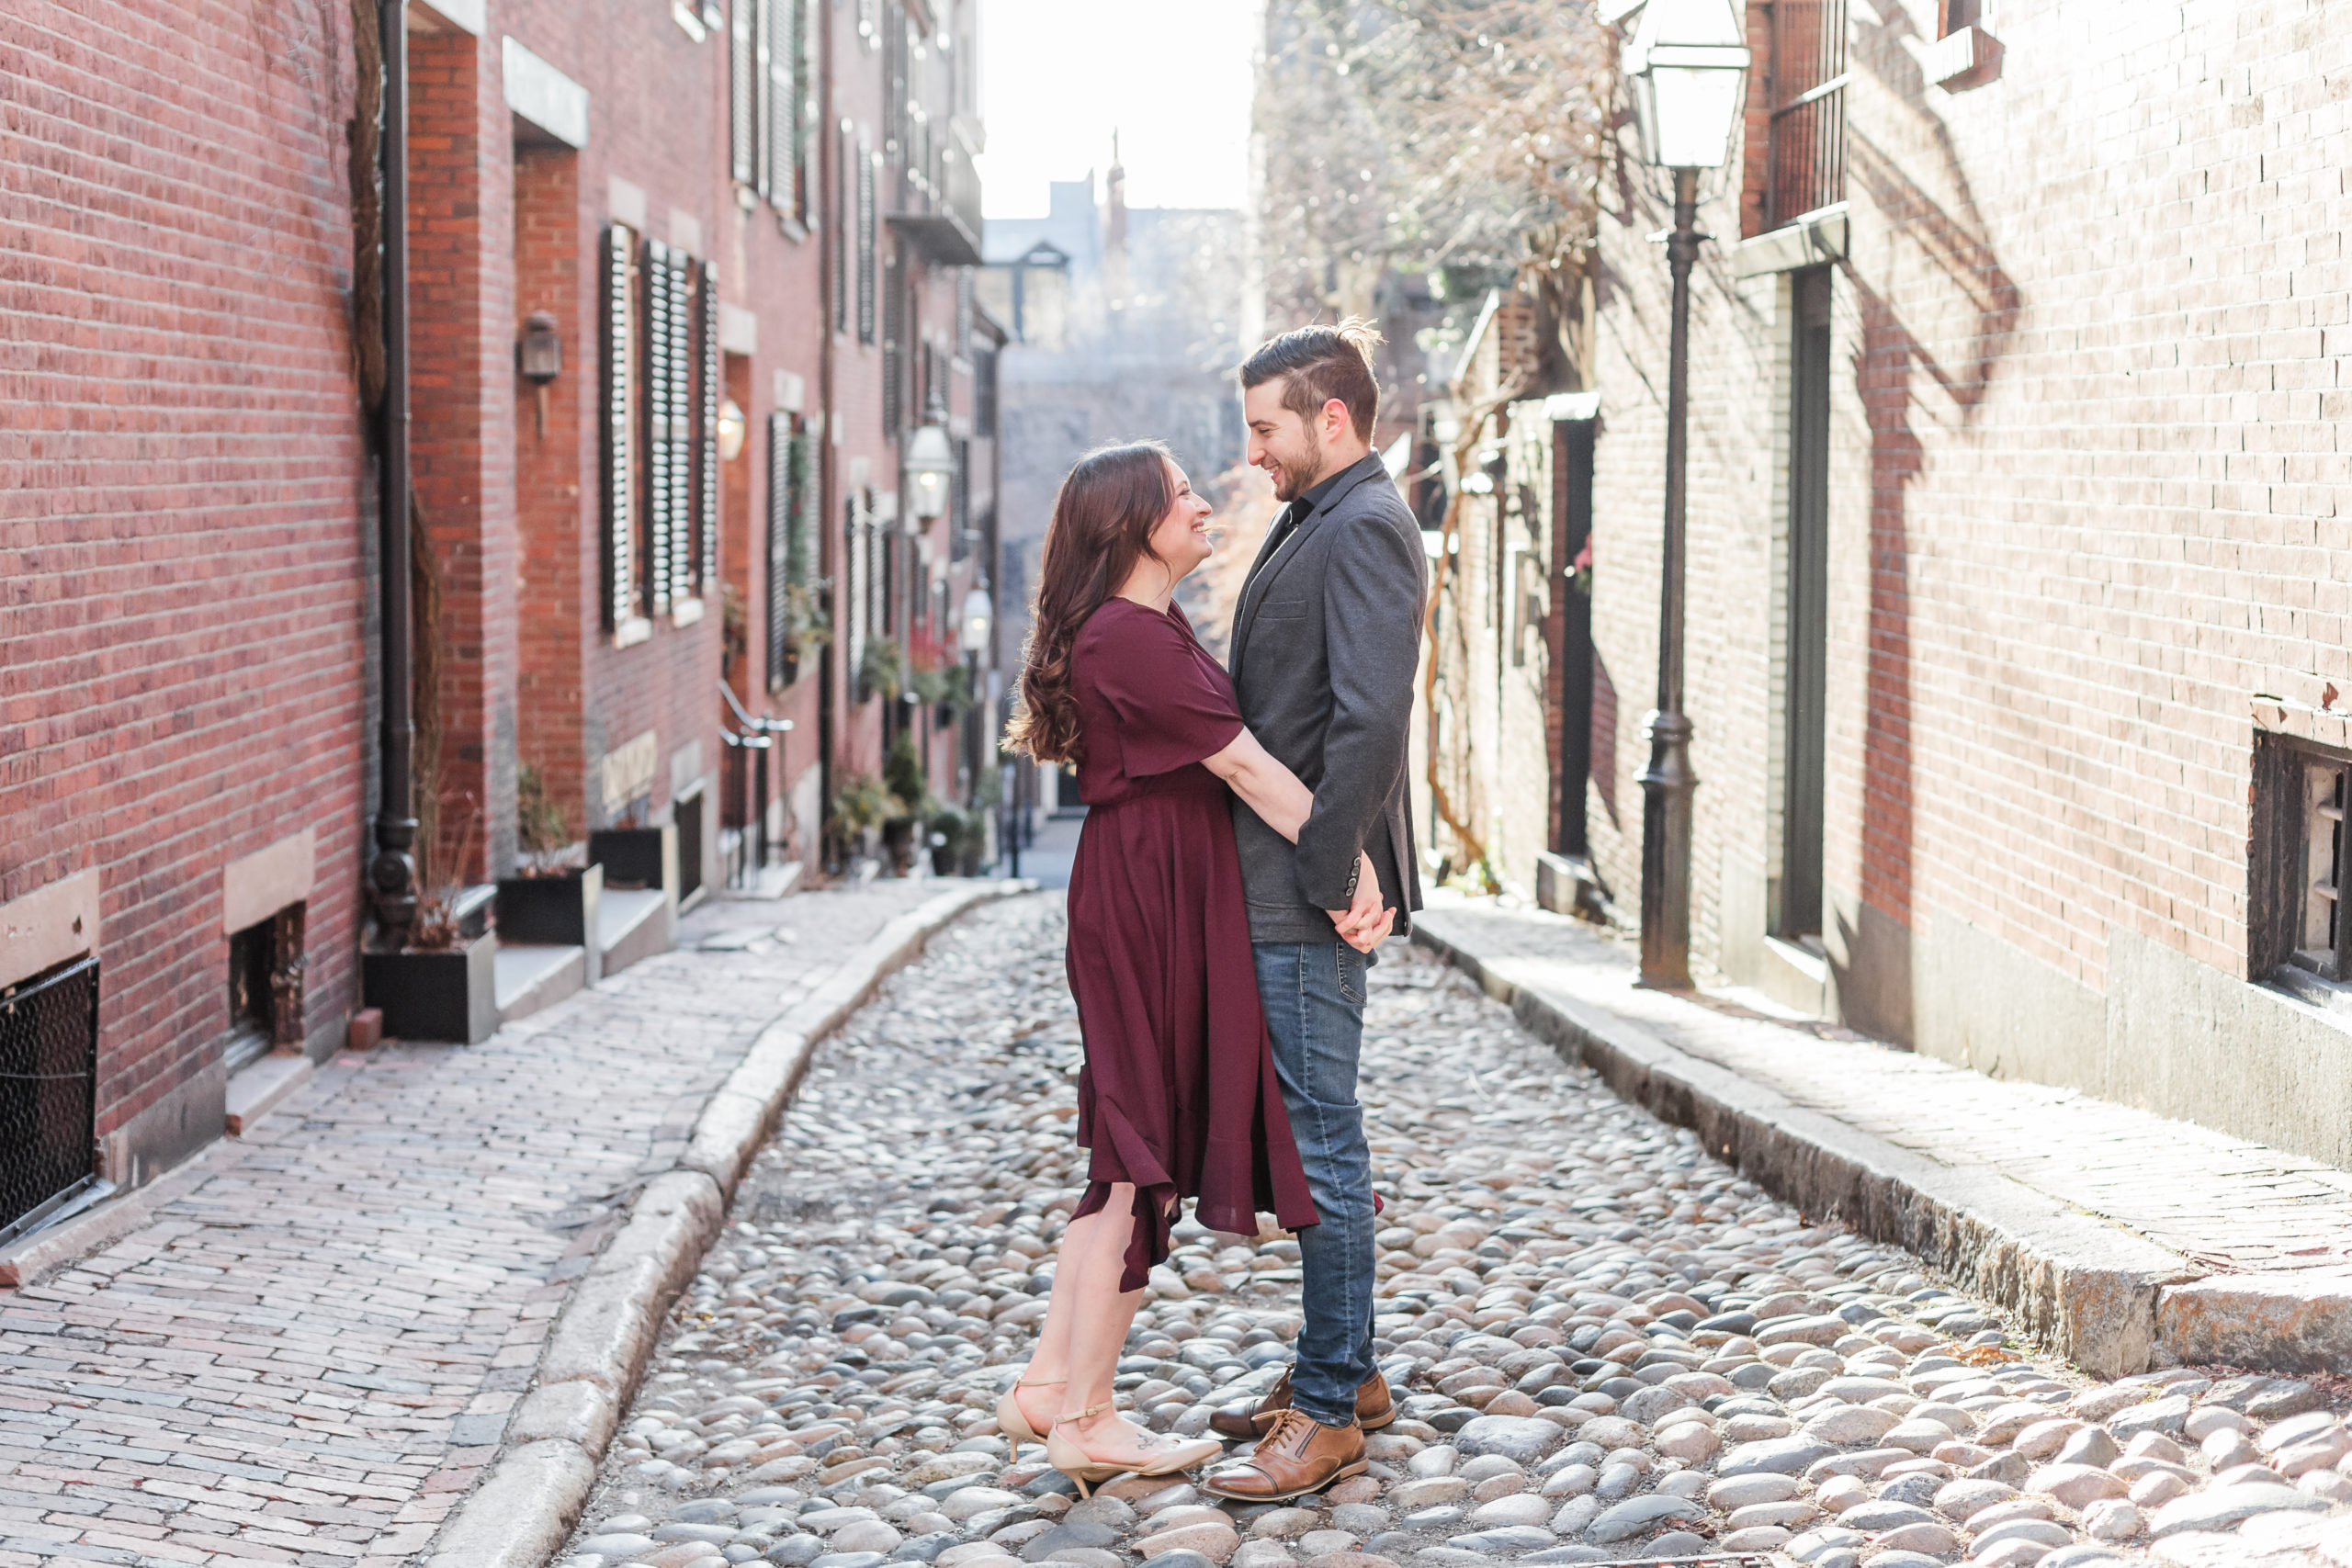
[1200,1407,1368,1502]
[1209,1367,1395,1438]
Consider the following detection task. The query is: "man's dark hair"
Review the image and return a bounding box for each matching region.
[1238,317,1385,443]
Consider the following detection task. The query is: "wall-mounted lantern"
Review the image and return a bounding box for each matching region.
[717,397,748,462]
[518,310,562,438]
[906,419,956,525]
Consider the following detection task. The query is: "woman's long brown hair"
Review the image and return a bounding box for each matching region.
[1003,442,1177,765]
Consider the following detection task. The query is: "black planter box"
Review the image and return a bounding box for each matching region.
[495,864,603,948]
[588,825,675,891]
[363,931,497,1044]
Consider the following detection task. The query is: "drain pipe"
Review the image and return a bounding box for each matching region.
[368,0,418,946]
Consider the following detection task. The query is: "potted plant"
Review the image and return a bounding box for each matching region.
[363,807,498,1044]
[494,767,602,974]
[929,807,986,877]
[827,772,891,872]
[880,733,930,875]
[587,812,676,894]
[856,636,905,705]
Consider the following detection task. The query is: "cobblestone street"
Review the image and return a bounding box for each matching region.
[0,883,959,1568]
[553,895,2352,1568]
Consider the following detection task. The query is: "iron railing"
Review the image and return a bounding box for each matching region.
[0,954,101,1247]
[1767,0,1848,228]
[720,681,794,890]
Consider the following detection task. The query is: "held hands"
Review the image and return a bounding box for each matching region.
[1327,850,1395,954]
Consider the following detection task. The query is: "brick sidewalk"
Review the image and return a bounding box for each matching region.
[1413,895,2352,1282]
[0,880,966,1568]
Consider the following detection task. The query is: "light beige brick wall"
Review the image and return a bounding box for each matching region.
[1583,0,2352,1158]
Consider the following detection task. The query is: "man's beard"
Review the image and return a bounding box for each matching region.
[1272,438,1327,502]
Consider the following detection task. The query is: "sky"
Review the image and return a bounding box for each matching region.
[974,0,1257,218]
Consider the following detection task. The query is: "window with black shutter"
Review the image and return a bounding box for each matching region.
[602,223,649,645]
[856,131,877,345]
[844,491,868,692]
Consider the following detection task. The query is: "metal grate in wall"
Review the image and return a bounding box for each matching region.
[1767,0,1848,229]
[0,954,102,1247]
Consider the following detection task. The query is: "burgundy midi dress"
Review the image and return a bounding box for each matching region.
[1063,597,1318,1292]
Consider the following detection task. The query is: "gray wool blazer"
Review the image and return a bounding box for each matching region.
[1227,452,1428,944]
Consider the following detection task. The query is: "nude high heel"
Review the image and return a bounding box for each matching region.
[1046,1400,1224,1498]
[994,1376,1064,1467]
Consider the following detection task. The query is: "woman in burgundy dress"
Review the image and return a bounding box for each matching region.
[995,442,1392,1494]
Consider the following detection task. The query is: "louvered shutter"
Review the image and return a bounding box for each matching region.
[844,492,866,693]
[601,224,639,634]
[766,412,791,690]
[766,0,795,214]
[882,250,902,434]
[730,0,755,186]
[833,126,853,333]
[855,131,876,345]
[697,260,720,598]
[645,238,687,615]
[790,0,812,220]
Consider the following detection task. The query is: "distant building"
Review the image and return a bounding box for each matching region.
[978,149,1250,680]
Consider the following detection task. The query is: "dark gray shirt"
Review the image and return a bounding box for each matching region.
[1226,453,1427,943]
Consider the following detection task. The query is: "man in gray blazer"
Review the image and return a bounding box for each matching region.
[1202,321,1427,1502]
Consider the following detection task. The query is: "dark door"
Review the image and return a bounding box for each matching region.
[1551,416,1596,859]
[1779,266,1832,942]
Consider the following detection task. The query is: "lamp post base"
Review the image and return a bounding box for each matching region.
[1636,708,1697,988]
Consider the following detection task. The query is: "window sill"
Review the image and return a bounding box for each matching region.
[1732,204,1849,279]
[2267,964,2352,1029]
[1916,24,2001,89]
[671,0,707,42]
[673,597,706,628]
[614,616,653,650]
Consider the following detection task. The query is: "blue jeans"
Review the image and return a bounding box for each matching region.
[1253,941,1378,1426]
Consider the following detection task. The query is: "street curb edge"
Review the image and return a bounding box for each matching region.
[417,878,1038,1568]
[1408,917,2200,1379]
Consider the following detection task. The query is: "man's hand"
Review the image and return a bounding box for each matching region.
[1327,850,1391,953]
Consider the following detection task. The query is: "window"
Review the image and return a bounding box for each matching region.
[604,227,718,638]
[2296,758,2351,978]
[225,903,304,1074]
[735,0,812,223]
[1939,0,1982,35]
[2253,736,2352,991]
[1766,0,1848,229]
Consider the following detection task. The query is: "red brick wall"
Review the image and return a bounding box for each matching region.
[514,145,588,841]
[0,0,368,1153]
[409,28,520,883]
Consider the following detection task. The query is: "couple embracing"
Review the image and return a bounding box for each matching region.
[998,321,1426,1503]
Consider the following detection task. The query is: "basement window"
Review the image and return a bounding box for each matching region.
[2254,736,2352,1013]
[224,903,305,1073]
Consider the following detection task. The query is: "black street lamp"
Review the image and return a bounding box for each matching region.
[1623,0,1751,987]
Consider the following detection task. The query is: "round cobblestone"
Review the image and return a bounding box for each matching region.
[557,897,2352,1568]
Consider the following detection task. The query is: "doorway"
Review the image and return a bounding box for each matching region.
[1777,266,1831,945]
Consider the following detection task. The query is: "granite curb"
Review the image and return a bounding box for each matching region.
[417,878,1035,1568]
[1408,916,2209,1379]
